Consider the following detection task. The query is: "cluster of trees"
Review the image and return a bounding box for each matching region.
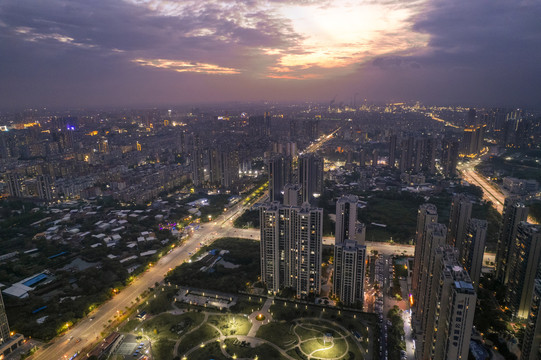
[165,238,260,293]
[387,306,406,360]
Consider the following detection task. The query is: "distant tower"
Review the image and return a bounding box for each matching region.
[283,184,302,207]
[371,149,378,167]
[506,222,541,319]
[37,175,54,202]
[388,135,397,168]
[6,173,22,198]
[521,279,541,360]
[335,195,358,244]
[467,108,477,126]
[268,155,292,202]
[441,139,459,177]
[98,136,109,153]
[298,154,323,205]
[333,240,366,307]
[495,198,529,284]
[447,193,472,253]
[460,218,487,289]
[399,136,414,172]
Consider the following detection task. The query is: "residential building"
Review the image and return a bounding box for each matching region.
[259,201,323,297]
[268,155,292,202]
[416,246,476,360]
[521,279,541,360]
[333,239,366,307]
[335,195,358,244]
[297,154,323,204]
[447,193,472,253]
[507,222,541,319]
[460,218,487,289]
[0,291,9,345]
[496,198,529,284]
[411,204,439,297]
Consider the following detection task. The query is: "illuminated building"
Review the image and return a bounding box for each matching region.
[98,136,109,153]
[209,149,239,188]
[460,219,487,289]
[259,202,323,297]
[333,239,366,307]
[413,222,446,332]
[506,222,541,319]
[0,291,9,345]
[416,246,476,360]
[495,198,529,284]
[521,279,541,360]
[411,204,439,298]
[447,193,472,253]
[441,139,459,178]
[297,154,323,204]
[460,124,485,157]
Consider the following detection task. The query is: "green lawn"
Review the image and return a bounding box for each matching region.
[229,296,265,314]
[223,339,288,360]
[256,322,298,349]
[141,312,204,338]
[269,301,319,320]
[176,323,220,356]
[299,338,348,359]
[152,339,176,359]
[207,314,252,336]
[187,341,228,360]
[295,325,323,341]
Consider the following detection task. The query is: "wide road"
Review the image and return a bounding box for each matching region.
[459,158,538,224]
[459,159,505,214]
[32,198,253,360]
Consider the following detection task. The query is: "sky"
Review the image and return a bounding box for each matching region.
[0,0,540,109]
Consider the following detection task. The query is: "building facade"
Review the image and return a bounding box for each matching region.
[335,195,359,244]
[460,218,487,289]
[259,201,323,297]
[521,279,541,360]
[507,222,541,319]
[447,193,472,253]
[333,240,366,307]
[496,197,529,284]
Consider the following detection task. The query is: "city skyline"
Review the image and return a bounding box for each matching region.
[1,0,540,109]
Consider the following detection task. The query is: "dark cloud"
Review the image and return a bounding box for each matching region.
[360,0,541,106]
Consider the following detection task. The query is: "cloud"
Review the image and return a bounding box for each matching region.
[132,58,241,75]
[0,0,539,108]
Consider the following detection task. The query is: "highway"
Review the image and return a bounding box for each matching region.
[459,158,538,224]
[459,159,505,214]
